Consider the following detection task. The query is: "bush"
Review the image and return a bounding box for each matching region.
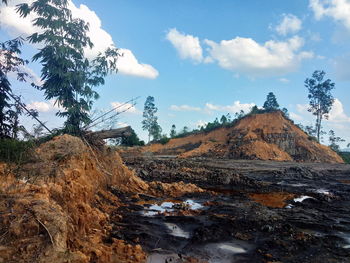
[0,139,36,163]
[339,152,350,164]
[159,136,170,145]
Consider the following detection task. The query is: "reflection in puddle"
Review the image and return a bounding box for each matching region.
[143,199,204,216]
[164,222,190,239]
[293,195,314,202]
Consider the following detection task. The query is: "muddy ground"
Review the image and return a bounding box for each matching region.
[113,155,350,263]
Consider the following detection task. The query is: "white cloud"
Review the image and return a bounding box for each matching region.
[170,104,201,112]
[296,99,350,123]
[204,36,313,77]
[196,120,208,128]
[310,0,350,29]
[110,102,141,114]
[290,112,304,121]
[328,98,350,122]
[27,100,62,112]
[0,0,158,79]
[166,28,203,63]
[275,14,302,36]
[205,101,255,114]
[279,78,290,83]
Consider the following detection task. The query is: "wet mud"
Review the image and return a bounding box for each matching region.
[114,156,350,262]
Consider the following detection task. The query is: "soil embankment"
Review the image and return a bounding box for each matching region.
[142,111,343,163]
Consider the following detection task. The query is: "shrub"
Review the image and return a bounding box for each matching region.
[0,139,36,163]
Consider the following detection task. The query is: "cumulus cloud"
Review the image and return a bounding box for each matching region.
[170,104,201,112]
[296,99,350,123]
[275,14,302,36]
[310,0,350,29]
[290,112,304,121]
[110,102,141,114]
[0,0,158,79]
[27,100,62,112]
[166,28,203,63]
[205,101,256,114]
[328,98,350,122]
[204,36,313,77]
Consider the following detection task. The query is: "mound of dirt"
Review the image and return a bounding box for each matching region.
[143,111,343,163]
[0,135,203,263]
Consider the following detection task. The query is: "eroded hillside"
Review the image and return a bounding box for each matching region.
[144,111,343,163]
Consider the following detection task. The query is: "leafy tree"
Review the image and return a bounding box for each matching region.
[220,115,228,125]
[142,96,161,142]
[250,105,260,114]
[120,129,144,146]
[0,38,30,138]
[263,92,279,110]
[170,124,176,138]
[328,130,345,152]
[182,126,189,134]
[282,107,289,117]
[305,70,335,142]
[16,0,119,135]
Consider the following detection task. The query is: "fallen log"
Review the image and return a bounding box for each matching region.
[85,126,133,140]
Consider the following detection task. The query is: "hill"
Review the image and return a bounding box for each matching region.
[145,111,343,163]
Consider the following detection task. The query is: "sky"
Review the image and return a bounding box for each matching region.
[0,0,349,146]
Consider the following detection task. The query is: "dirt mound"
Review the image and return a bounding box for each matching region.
[143,111,343,163]
[0,135,203,263]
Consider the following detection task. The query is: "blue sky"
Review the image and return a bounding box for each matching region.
[1,0,349,146]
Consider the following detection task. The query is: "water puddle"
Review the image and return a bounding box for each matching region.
[314,188,331,195]
[248,192,295,208]
[142,199,204,216]
[164,222,190,239]
[293,195,314,202]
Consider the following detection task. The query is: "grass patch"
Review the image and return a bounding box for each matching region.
[0,138,36,164]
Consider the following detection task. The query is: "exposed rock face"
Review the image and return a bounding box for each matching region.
[143,111,343,163]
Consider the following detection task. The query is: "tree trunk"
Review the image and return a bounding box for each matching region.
[85,126,133,140]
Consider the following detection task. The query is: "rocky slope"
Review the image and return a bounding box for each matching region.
[145,111,343,163]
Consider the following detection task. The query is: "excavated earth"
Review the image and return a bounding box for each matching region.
[118,154,350,263]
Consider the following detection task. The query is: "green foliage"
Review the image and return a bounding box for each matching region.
[263,92,279,111]
[0,38,31,139]
[170,124,176,138]
[158,135,170,145]
[16,0,119,135]
[328,130,345,152]
[305,70,335,142]
[339,152,350,164]
[142,96,162,142]
[120,129,145,147]
[0,138,35,163]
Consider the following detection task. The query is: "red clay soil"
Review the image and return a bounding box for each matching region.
[144,111,343,163]
[248,192,296,208]
[0,135,204,263]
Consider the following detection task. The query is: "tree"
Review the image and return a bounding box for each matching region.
[120,130,144,146]
[220,115,228,125]
[170,124,176,138]
[263,92,279,111]
[142,96,161,142]
[328,130,345,152]
[16,0,119,135]
[182,126,189,134]
[0,38,29,138]
[305,70,335,142]
[282,107,289,117]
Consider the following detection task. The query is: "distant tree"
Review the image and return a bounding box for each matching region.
[305,125,316,137]
[16,0,120,135]
[250,105,260,114]
[305,70,335,142]
[0,38,31,139]
[263,92,279,111]
[282,107,289,117]
[170,124,176,138]
[347,143,350,148]
[142,96,161,142]
[121,129,144,146]
[328,130,345,152]
[220,115,227,125]
[182,126,189,134]
[226,113,232,123]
